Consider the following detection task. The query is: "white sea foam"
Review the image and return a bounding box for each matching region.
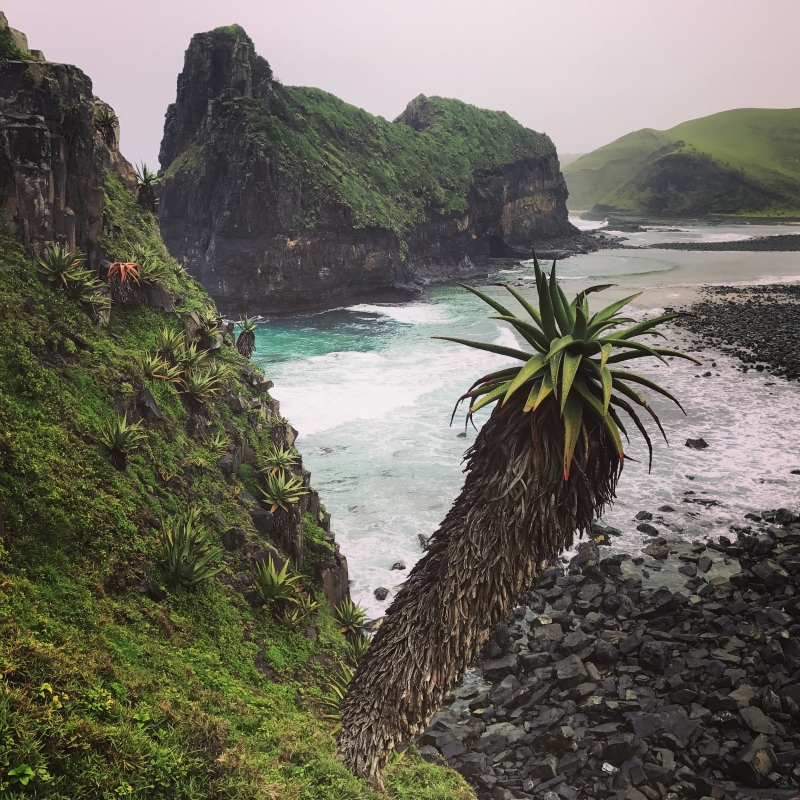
[255,237,800,616]
[346,303,451,325]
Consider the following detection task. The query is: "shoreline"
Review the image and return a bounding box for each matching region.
[675,284,800,381]
[421,505,800,800]
[642,234,800,253]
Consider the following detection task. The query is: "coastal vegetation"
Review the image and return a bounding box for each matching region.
[338,259,698,785]
[0,170,472,798]
[164,86,556,239]
[564,108,800,216]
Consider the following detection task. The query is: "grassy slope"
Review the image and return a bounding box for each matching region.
[563,107,800,214]
[0,173,473,800]
[165,85,555,236]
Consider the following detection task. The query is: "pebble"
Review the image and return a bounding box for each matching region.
[421,506,800,800]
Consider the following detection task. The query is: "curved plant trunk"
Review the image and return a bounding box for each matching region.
[338,395,621,787]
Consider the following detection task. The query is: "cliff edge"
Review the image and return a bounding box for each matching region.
[158,25,580,315]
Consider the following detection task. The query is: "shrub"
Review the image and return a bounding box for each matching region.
[259,472,307,513]
[36,244,91,290]
[236,317,258,359]
[155,326,184,359]
[261,444,298,476]
[160,507,222,587]
[94,105,118,147]
[141,353,181,382]
[178,368,223,408]
[107,261,144,310]
[253,556,302,613]
[97,412,145,469]
[333,598,367,640]
[320,662,353,720]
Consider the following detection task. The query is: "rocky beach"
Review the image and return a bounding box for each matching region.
[412,278,800,800]
[675,284,800,381]
[421,506,800,800]
[644,235,800,253]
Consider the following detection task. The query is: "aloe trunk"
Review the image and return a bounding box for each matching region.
[236,330,255,359]
[338,394,620,786]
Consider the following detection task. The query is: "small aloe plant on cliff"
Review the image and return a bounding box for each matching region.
[155,327,184,360]
[253,556,302,613]
[36,244,91,291]
[259,471,307,513]
[98,412,145,469]
[160,507,221,588]
[134,162,159,213]
[236,317,258,359]
[261,444,298,477]
[94,105,118,147]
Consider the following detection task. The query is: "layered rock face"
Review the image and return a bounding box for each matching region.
[159,26,577,315]
[0,14,135,268]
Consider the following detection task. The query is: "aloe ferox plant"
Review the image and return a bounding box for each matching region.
[338,256,700,787]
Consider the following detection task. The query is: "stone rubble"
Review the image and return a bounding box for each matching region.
[421,507,800,800]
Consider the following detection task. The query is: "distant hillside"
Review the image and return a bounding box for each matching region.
[564,108,800,216]
[558,153,585,168]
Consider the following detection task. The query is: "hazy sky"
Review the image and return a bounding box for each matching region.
[7,1,800,168]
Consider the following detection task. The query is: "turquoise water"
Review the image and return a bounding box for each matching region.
[252,223,800,615]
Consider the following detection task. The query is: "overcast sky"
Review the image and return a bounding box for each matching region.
[7,0,799,168]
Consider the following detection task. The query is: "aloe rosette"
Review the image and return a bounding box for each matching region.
[437,255,700,479]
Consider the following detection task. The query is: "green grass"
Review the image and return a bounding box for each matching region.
[564,107,800,215]
[163,70,554,239]
[0,175,473,798]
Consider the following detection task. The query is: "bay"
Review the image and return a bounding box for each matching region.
[252,220,800,615]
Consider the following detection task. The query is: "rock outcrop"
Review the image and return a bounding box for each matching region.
[0,14,135,268]
[158,25,581,315]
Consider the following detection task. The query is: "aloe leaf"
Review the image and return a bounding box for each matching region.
[604,409,625,461]
[604,312,679,341]
[590,293,643,325]
[573,306,587,341]
[504,354,546,404]
[612,380,669,444]
[468,367,521,392]
[433,336,533,362]
[523,379,543,412]
[562,392,583,480]
[491,315,549,353]
[610,395,654,472]
[549,348,564,398]
[601,367,613,415]
[579,283,616,299]
[545,334,574,362]
[600,338,668,364]
[504,285,544,329]
[608,405,629,442]
[573,376,603,416]
[606,348,701,365]
[537,271,557,340]
[549,263,570,335]
[560,352,582,414]
[599,343,612,371]
[532,372,554,410]
[457,283,514,317]
[471,380,513,413]
[610,370,686,412]
[558,283,575,330]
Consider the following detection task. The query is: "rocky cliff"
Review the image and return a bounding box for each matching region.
[158,26,579,315]
[0,12,135,268]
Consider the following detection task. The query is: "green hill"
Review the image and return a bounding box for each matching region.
[563,108,800,216]
[0,172,473,800]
